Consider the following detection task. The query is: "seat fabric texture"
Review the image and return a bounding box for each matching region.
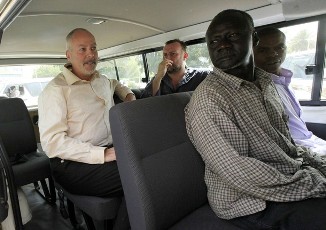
[110,92,240,230]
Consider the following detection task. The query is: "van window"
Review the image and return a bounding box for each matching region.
[97,60,117,79]
[280,21,318,100]
[186,43,213,69]
[146,50,163,80]
[114,55,146,89]
[0,65,60,108]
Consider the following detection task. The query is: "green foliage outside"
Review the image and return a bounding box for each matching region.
[186,43,212,69]
[147,51,163,80]
[33,65,63,78]
[97,60,116,79]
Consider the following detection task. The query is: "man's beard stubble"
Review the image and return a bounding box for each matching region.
[167,64,182,74]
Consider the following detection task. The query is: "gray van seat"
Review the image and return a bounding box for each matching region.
[110,92,241,230]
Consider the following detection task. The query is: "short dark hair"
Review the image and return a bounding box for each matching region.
[165,39,187,52]
[209,9,255,33]
[256,27,285,39]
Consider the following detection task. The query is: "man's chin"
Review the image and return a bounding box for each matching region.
[84,68,96,77]
[218,62,241,71]
[167,67,181,74]
[266,66,280,75]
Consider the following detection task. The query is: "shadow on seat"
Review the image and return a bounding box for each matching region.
[54,181,122,230]
[306,122,326,140]
[110,92,241,230]
[0,97,56,229]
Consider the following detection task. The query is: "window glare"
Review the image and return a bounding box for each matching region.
[0,65,60,108]
[186,43,213,69]
[280,21,318,100]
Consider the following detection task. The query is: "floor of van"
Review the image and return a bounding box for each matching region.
[22,183,86,230]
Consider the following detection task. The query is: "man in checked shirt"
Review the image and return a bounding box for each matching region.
[185,9,326,230]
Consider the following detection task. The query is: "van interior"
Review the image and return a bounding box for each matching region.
[0,0,325,229]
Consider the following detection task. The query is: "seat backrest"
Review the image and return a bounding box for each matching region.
[0,98,37,163]
[0,137,22,226]
[110,92,207,230]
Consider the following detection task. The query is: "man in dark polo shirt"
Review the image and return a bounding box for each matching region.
[141,39,209,98]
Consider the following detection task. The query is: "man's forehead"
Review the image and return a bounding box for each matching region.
[208,14,250,33]
[74,40,96,47]
[260,33,285,41]
[258,34,285,45]
[163,43,182,52]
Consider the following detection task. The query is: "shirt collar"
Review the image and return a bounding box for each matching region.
[179,67,193,85]
[212,67,271,90]
[271,68,293,86]
[63,63,100,85]
[211,67,243,90]
[162,66,190,86]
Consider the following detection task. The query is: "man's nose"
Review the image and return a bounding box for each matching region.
[87,49,96,57]
[268,49,279,57]
[217,39,232,50]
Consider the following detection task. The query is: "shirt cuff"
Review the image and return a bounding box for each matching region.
[90,146,106,164]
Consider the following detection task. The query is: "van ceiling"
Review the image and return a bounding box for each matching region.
[0,0,288,61]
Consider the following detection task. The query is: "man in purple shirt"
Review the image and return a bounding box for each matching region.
[254,27,326,156]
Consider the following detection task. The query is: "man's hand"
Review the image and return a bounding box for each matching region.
[156,58,173,80]
[104,147,116,162]
[151,58,173,95]
[124,93,136,101]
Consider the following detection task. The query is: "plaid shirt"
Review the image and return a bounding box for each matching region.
[185,67,326,219]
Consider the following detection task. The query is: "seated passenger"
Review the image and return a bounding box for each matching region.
[254,27,326,156]
[38,28,135,229]
[186,9,326,230]
[141,39,209,98]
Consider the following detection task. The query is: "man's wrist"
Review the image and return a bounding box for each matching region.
[155,73,164,80]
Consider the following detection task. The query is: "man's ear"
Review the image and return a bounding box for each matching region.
[253,31,259,47]
[183,52,189,60]
[66,50,70,61]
